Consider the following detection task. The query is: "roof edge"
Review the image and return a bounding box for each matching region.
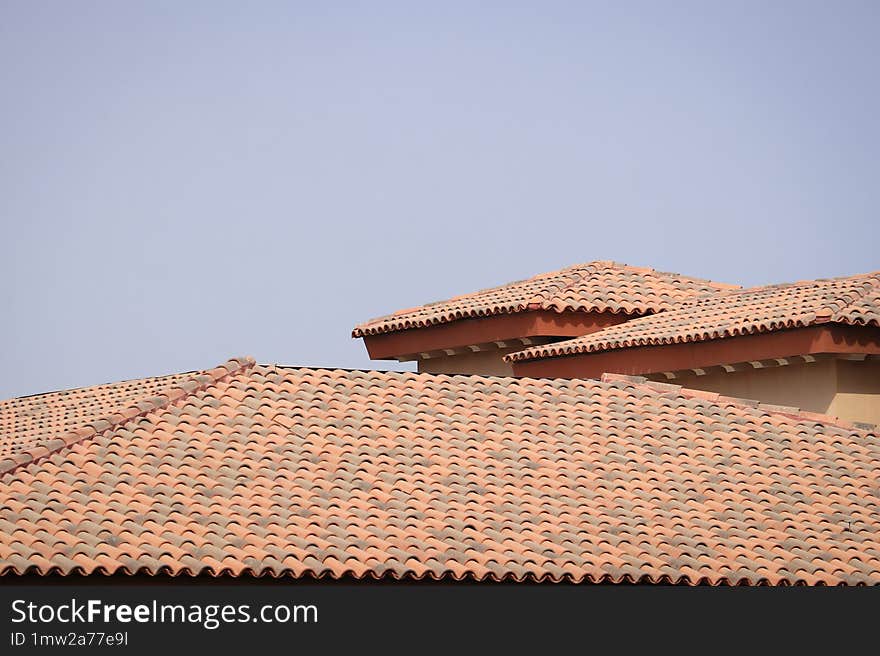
[0,564,858,585]
[352,261,739,337]
[503,319,815,362]
[351,303,644,338]
[0,356,256,480]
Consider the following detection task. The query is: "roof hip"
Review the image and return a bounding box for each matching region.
[353,260,738,337]
[0,356,255,479]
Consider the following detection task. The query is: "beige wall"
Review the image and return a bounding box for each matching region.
[417,348,519,376]
[664,358,880,425]
[829,359,880,425]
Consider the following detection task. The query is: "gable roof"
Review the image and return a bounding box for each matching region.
[352,261,738,337]
[1,358,877,585]
[507,271,880,362]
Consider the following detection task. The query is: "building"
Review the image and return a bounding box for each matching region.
[357,266,880,426]
[1,263,878,585]
[353,261,739,376]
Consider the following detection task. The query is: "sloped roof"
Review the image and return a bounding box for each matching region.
[508,271,880,362]
[0,369,202,465]
[0,361,253,477]
[352,261,737,337]
[1,358,877,585]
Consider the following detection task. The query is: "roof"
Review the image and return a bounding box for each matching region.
[352,261,738,337]
[508,271,880,362]
[0,368,204,466]
[1,357,878,585]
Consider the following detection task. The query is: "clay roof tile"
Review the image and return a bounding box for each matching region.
[353,261,737,336]
[508,271,880,362]
[1,359,878,585]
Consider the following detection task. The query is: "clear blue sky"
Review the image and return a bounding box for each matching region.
[1,1,878,398]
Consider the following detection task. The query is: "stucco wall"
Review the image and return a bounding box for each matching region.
[829,359,880,425]
[664,358,880,425]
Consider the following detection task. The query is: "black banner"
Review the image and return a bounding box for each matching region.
[0,581,871,653]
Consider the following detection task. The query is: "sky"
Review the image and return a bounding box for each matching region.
[1,1,878,399]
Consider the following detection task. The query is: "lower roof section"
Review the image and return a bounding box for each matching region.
[1,359,878,585]
[510,324,880,379]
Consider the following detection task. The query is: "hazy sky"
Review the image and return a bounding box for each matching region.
[2,1,878,399]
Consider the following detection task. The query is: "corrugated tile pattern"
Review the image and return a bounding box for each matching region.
[353,261,737,336]
[508,272,880,361]
[0,371,196,460]
[1,362,878,585]
[0,359,255,477]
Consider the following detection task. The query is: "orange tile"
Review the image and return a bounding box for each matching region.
[510,271,880,362]
[0,358,878,585]
[353,261,736,336]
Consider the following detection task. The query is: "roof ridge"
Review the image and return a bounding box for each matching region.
[567,260,731,281]
[681,271,880,305]
[599,372,876,433]
[522,261,605,307]
[521,261,737,314]
[0,356,256,479]
[732,270,880,295]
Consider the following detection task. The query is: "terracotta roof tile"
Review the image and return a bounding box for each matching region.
[0,370,200,461]
[508,271,880,361]
[0,358,255,476]
[353,261,737,336]
[1,359,878,584]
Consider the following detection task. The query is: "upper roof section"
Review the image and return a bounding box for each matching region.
[353,261,738,337]
[508,271,880,362]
